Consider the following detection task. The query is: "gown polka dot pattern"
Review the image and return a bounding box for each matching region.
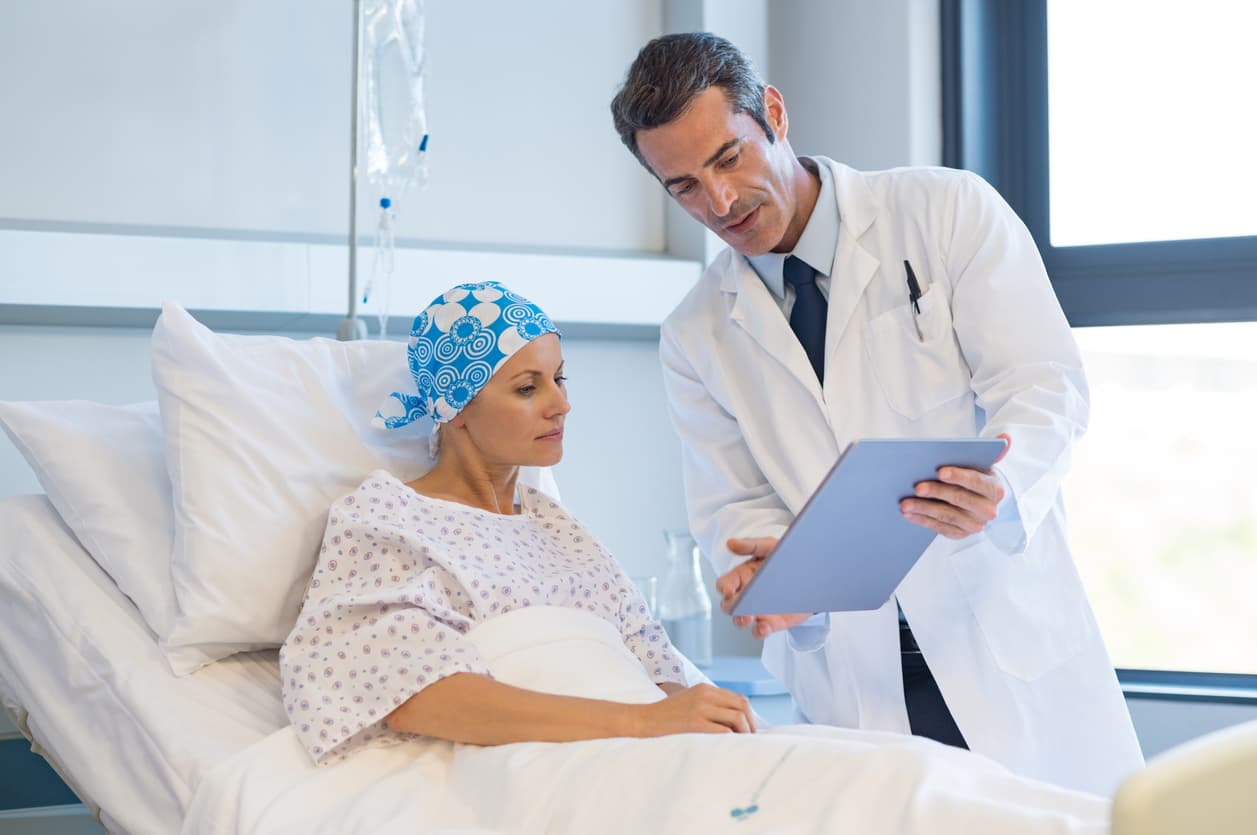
[280,469,685,764]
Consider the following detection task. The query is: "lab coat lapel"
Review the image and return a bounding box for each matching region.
[722,258,825,406]
[823,161,880,356]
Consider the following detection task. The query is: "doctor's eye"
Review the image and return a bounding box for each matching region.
[516,384,536,397]
[671,181,696,197]
[555,375,568,386]
[718,152,740,169]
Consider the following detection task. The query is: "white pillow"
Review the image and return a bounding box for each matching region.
[152,303,559,675]
[0,400,186,646]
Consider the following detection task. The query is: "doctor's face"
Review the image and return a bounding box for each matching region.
[451,334,570,468]
[635,85,807,256]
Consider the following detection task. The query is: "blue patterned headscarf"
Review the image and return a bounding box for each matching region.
[373,281,560,430]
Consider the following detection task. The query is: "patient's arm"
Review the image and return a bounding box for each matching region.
[386,673,754,745]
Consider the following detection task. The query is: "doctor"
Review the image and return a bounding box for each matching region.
[609,33,1143,796]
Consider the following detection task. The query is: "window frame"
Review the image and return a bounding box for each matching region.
[941,0,1257,689]
[1118,670,1257,705]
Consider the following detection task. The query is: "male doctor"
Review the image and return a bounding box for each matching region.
[610,33,1143,796]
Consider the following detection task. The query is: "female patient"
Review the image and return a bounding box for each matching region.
[280,281,753,764]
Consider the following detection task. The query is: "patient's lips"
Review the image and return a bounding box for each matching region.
[536,426,564,442]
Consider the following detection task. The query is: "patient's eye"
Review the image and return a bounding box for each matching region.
[517,384,536,396]
[718,152,740,169]
[555,375,567,386]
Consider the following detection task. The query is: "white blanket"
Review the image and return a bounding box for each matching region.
[183,607,1109,834]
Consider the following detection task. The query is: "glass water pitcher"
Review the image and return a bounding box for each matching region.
[658,529,713,667]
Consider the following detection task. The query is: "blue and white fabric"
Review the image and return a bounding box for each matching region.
[373,281,559,430]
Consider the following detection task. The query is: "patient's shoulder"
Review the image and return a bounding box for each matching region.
[518,482,561,512]
[519,488,619,561]
[324,469,417,523]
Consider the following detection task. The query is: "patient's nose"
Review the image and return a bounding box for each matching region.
[547,385,571,417]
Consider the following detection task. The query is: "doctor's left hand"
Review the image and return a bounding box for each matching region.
[900,433,1011,539]
[717,537,812,639]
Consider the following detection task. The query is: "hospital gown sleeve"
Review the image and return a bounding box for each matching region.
[280,497,491,765]
[945,171,1089,554]
[614,571,687,687]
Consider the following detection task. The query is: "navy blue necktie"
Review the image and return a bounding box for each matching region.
[783,255,827,383]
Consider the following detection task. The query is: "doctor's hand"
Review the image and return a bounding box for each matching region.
[716,538,812,639]
[900,433,1011,540]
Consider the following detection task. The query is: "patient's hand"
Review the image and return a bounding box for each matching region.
[637,683,755,736]
[718,538,812,639]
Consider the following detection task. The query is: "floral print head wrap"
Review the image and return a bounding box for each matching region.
[373,281,560,430]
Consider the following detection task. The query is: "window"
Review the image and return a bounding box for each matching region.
[942,0,1257,327]
[1047,2,1257,248]
[1067,322,1257,674]
[943,0,1257,678]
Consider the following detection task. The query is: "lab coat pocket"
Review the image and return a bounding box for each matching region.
[948,538,1093,682]
[865,287,971,421]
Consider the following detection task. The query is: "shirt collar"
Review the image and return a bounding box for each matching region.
[747,157,839,299]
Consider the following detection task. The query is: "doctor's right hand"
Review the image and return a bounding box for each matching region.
[717,538,812,639]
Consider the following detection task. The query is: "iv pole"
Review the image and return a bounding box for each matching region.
[338,0,368,341]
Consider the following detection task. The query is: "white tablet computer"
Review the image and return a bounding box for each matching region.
[729,438,1007,617]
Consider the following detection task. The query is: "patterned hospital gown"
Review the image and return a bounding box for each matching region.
[280,469,686,764]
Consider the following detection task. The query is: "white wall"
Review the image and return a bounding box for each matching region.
[0,0,664,253]
[1128,697,1257,759]
[768,0,941,169]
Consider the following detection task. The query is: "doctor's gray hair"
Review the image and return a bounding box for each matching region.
[610,32,773,176]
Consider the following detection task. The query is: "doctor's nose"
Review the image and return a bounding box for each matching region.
[705,179,737,219]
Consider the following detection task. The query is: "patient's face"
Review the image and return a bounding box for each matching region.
[456,334,569,468]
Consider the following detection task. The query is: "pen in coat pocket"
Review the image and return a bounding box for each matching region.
[903,260,924,342]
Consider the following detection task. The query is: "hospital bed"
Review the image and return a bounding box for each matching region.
[0,493,1098,834]
[2,308,1255,834]
[7,475,1257,833]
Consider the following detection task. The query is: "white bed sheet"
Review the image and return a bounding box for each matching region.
[0,495,287,834]
[186,605,1111,835]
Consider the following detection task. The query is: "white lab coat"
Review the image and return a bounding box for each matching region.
[659,160,1143,796]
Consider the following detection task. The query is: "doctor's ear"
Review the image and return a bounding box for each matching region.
[763,86,788,141]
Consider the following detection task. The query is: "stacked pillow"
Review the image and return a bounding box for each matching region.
[0,400,179,642]
[0,302,559,675]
